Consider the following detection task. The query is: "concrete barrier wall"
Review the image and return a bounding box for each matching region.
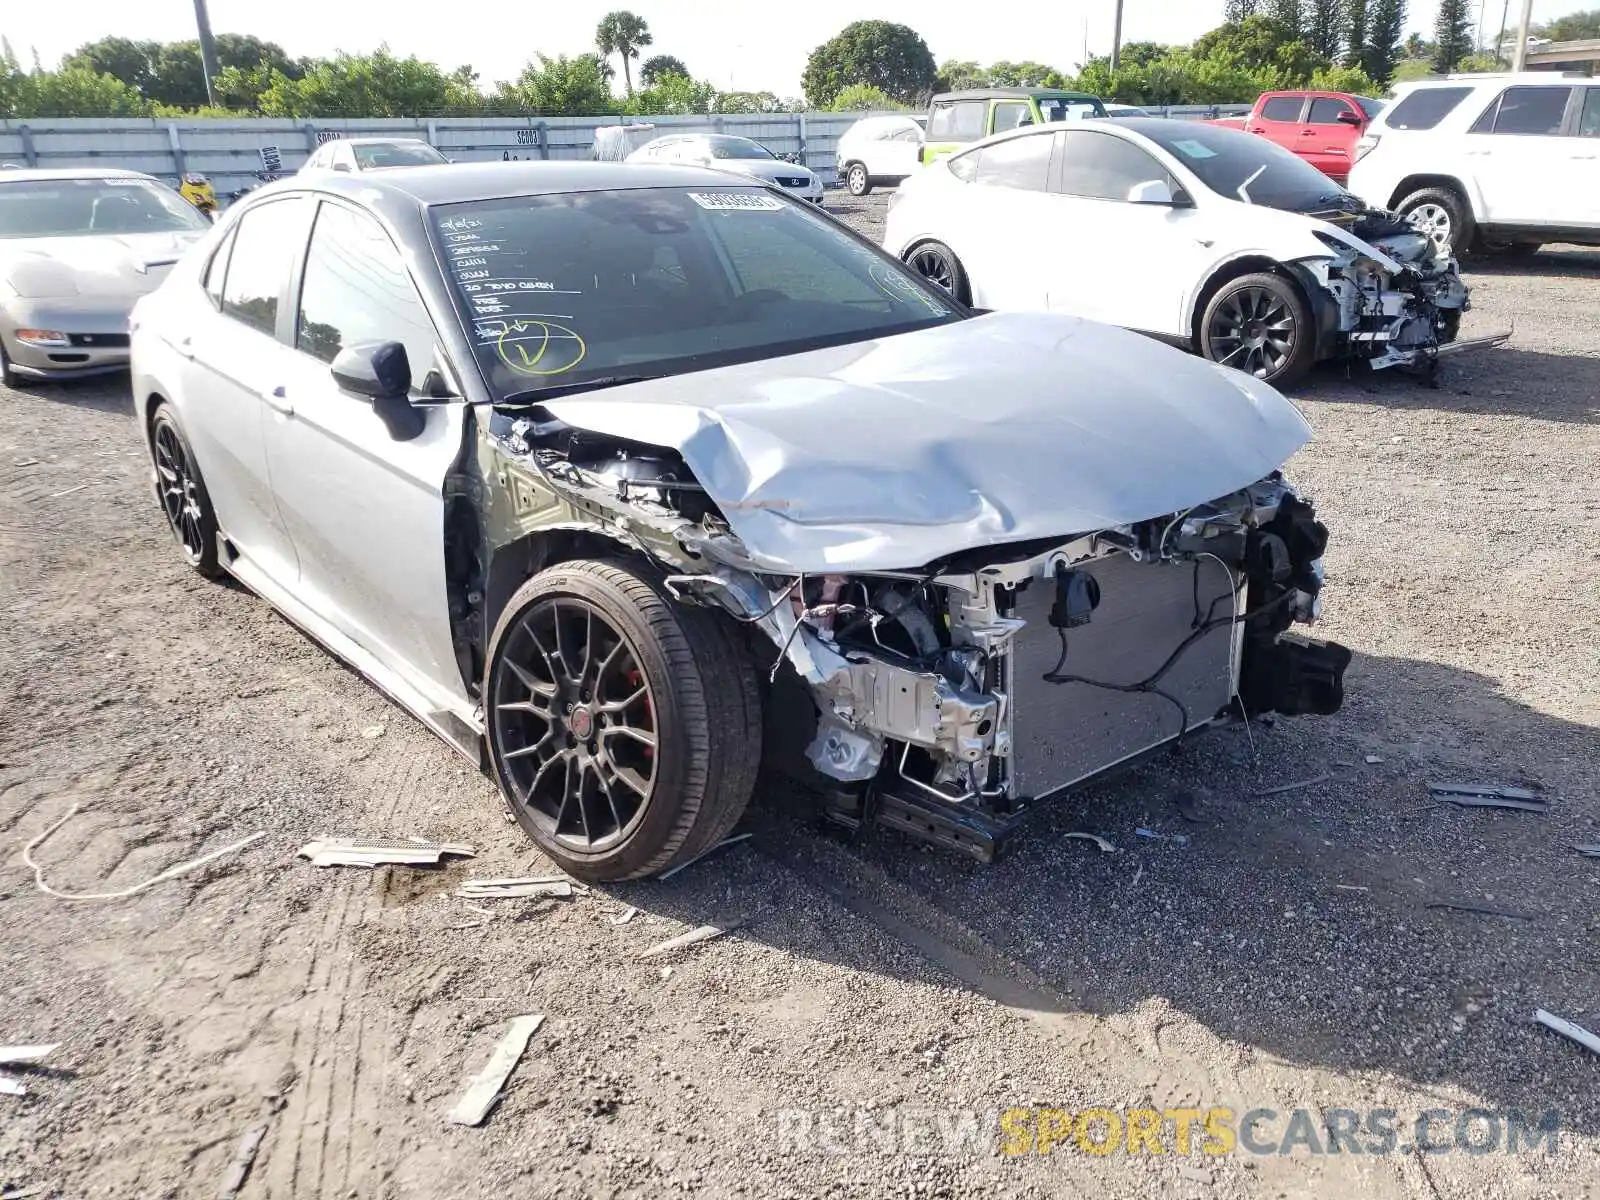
[0,107,1253,197]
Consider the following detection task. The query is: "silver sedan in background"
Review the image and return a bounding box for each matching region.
[625,134,825,204]
[0,168,211,386]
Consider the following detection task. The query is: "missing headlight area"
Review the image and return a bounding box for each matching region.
[476,407,1351,865]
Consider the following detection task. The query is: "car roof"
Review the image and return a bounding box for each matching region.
[261,160,775,208]
[932,88,1100,102]
[0,167,158,182]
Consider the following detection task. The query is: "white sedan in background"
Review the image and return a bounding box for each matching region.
[884,118,1493,386]
[626,134,824,204]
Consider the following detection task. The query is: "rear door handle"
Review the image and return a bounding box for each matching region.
[264,385,294,416]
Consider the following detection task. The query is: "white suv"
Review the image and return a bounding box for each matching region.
[1347,74,1600,256]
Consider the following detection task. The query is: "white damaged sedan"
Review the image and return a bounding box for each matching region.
[131,161,1349,880]
[884,118,1507,386]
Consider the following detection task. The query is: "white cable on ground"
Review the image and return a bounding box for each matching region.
[22,802,264,902]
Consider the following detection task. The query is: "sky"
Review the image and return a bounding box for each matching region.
[13,0,1583,97]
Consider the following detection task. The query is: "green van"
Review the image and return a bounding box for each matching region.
[919,88,1108,165]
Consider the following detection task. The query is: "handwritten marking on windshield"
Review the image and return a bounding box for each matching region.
[495,319,588,377]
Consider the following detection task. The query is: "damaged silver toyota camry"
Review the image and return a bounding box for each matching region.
[131,162,1351,880]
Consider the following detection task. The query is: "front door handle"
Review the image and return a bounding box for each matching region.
[264,385,294,416]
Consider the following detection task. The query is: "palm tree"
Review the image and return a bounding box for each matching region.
[595,11,652,96]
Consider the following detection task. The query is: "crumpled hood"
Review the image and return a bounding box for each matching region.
[540,311,1311,572]
[0,232,206,300]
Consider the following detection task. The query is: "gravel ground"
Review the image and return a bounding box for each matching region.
[2,193,1597,1199]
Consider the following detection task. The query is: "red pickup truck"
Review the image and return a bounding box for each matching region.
[1210,90,1386,184]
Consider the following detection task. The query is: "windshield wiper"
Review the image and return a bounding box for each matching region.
[497,374,660,405]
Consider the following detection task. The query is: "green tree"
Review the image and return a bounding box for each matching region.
[1266,0,1305,38]
[1117,42,1175,68]
[623,72,715,115]
[0,47,148,118]
[1361,0,1405,85]
[1309,64,1380,91]
[595,11,652,96]
[1391,58,1436,81]
[1431,0,1472,71]
[61,37,160,97]
[1192,16,1324,80]
[828,83,904,111]
[1224,0,1263,19]
[1342,0,1368,67]
[64,33,299,109]
[986,60,1067,87]
[1403,32,1428,57]
[507,53,616,116]
[802,21,937,108]
[715,90,784,113]
[638,54,688,87]
[935,59,986,90]
[1536,9,1600,40]
[253,48,481,117]
[1306,0,1344,59]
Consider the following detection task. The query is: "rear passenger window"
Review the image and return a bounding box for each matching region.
[1581,88,1600,137]
[992,101,1032,131]
[1385,87,1471,130]
[221,199,310,337]
[1260,97,1304,122]
[971,133,1052,190]
[202,228,234,309]
[1308,98,1355,124]
[1473,86,1572,135]
[929,101,987,141]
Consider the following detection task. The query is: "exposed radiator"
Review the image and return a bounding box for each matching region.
[1007,553,1238,799]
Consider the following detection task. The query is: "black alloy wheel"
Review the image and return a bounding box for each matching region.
[1199,272,1314,386]
[151,407,222,577]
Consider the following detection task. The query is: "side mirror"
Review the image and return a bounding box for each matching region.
[331,342,424,440]
[1126,178,1176,205]
[1336,110,1363,126]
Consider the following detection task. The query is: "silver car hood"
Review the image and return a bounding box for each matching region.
[541,312,1312,573]
[0,231,207,301]
[715,160,815,184]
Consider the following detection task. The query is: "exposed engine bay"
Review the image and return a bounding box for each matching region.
[462,404,1353,862]
[1306,209,1500,373]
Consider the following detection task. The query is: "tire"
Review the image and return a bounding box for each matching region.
[0,342,28,390]
[149,404,223,578]
[485,558,762,882]
[1199,272,1317,387]
[1396,186,1474,257]
[845,162,872,196]
[904,240,970,304]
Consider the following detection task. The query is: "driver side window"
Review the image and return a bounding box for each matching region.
[1054,131,1178,202]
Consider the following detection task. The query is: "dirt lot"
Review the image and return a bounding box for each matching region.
[2,193,1597,1199]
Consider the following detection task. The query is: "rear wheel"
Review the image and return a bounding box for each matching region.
[150,405,223,578]
[845,162,872,196]
[1199,272,1316,387]
[485,558,762,881]
[904,241,970,304]
[1396,186,1474,257]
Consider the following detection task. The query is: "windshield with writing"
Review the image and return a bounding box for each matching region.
[431,186,960,401]
[1139,122,1353,213]
[0,178,209,239]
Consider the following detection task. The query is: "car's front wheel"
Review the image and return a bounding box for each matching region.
[845,162,872,196]
[150,405,223,578]
[904,241,970,305]
[1397,186,1474,256]
[1199,272,1316,387]
[485,558,762,881]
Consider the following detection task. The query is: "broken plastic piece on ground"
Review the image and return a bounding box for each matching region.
[457,876,582,899]
[216,1095,283,1198]
[26,804,263,901]
[0,1076,27,1097]
[638,917,748,959]
[609,905,639,925]
[1533,1009,1600,1057]
[0,1045,59,1066]
[1575,844,1600,858]
[1428,783,1547,812]
[1063,831,1116,853]
[1254,773,1333,797]
[1134,827,1190,846]
[298,838,475,868]
[446,1014,545,1126]
[1426,900,1533,920]
[1365,755,1384,764]
[656,832,754,880]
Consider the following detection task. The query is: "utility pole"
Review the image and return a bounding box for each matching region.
[1110,0,1126,73]
[1475,0,1486,53]
[1495,0,1511,64]
[192,0,220,107]
[1510,0,1534,70]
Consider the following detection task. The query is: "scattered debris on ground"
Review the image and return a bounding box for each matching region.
[360,725,386,739]
[1534,1009,1600,1057]
[25,805,263,901]
[1254,773,1333,796]
[457,876,587,900]
[1064,831,1117,853]
[446,1015,545,1127]
[297,838,474,868]
[1425,901,1533,920]
[609,906,639,925]
[215,1094,283,1199]
[657,833,753,880]
[1134,827,1190,846]
[638,918,748,960]
[1365,755,1385,764]
[1429,783,1547,812]
[1574,844,1600,858]
[0,1044,59,1097]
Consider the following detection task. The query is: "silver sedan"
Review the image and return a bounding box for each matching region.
[0,168,211,386]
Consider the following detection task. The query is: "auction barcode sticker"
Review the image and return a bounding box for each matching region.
[688,192,785,211]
